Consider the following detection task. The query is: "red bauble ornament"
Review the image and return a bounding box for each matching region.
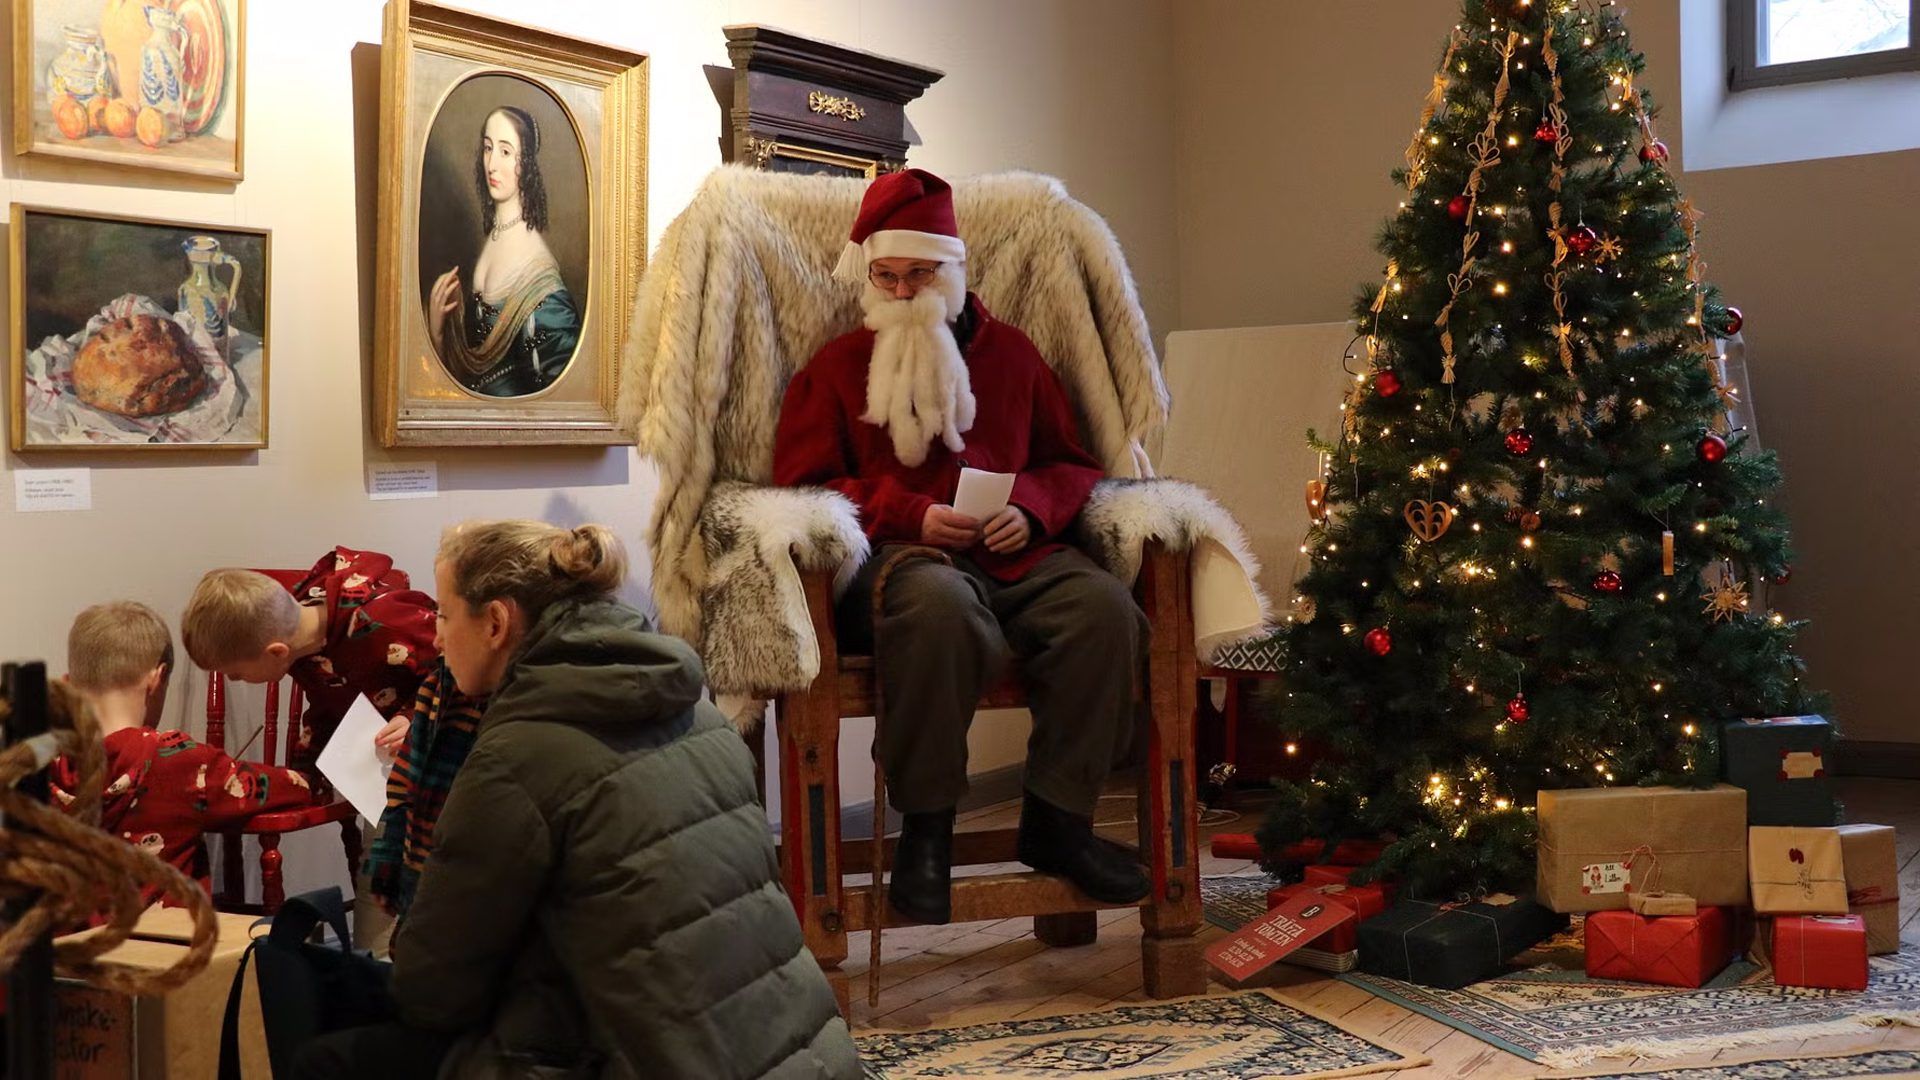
[1363,627,1393,657]
[1774,564,1793,585]
[1506,694,1531,723]
[1447,195,1472,221]
[1567,225,1600,257]
[1374,369,1403,398]
[1697,432,1728,464]
[1722,306,1744,335]
[1504,428,1535,456]
[1593,570,1624,594]
[1533,119,1560,144]
[1638,139,1670,164]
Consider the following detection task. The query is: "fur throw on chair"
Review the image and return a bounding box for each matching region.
[619,166,1267,704]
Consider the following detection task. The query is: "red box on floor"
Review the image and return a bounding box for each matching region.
[1771,915,1869,991]
[1301,863,1397,903]
[1264,881,1391,953]
[1584,906,1734,988]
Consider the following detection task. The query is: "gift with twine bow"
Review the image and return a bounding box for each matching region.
[1358,892,1566,990]
[1836,823,1901,954]
[1536,785,1749,913]
[1619,846,1700,916]
[1747,825,1849,915]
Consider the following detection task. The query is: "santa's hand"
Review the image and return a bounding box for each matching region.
[374,715,411,755]
[921,505,983,549]
[983,506,1033,554]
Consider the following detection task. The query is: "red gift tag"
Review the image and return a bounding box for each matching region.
[1206,890,1357,981]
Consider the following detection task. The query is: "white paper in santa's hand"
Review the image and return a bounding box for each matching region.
[953,468,1015,522]
[316,695,394,823]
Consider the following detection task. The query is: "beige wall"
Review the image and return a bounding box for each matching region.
[0,0,1178,886]
[1171,2,1920,744]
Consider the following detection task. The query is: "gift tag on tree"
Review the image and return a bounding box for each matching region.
[1207,890,1357,982]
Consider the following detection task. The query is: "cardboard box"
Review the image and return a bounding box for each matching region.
[1721,716,1838,826]
[1536,785,1749,913]
[55,908,269,1080]
[1836,824,1901,954]
[1585,906,1734,988]
[1748,826,1848,915]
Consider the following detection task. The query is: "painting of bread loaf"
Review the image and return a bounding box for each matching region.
[10,203,269,450]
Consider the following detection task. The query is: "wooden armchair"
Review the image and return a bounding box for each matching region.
[204,569,360,915]
[773,542,1205,1014]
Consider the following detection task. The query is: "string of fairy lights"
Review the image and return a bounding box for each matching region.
[1280,0,1799,828]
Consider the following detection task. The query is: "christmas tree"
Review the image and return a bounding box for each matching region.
[1259,0,1823,899]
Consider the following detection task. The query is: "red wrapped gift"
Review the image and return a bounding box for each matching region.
[1269,838,1391,865]
[1263,881,1388,952]
[1772,915,1869,990]
[1301,863,1398,903]
[1211,833,1262,859]
[1584,906,1733,988]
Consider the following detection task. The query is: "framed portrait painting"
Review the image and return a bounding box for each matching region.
[12,0,246,180]
[374,1,646,447]
[9,204,269,451]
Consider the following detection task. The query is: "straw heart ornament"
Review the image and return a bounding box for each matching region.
[1404,499,1456,543]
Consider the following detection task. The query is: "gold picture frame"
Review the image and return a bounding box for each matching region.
[10,203,271,451]
[373,1,645,447]
[12,0,247,181]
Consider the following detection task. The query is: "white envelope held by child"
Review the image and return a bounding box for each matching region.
[316,694,395,823]
[953,467,1015,523]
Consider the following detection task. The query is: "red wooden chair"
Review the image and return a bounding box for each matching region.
[204,568,361,915]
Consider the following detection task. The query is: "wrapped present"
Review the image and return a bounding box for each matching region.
[1771,915,1868,991]
[1721,716,1838,826]
[1302,863,1398,901]
[1536,785,1748,913]
[1836,824,1901,955]
[1748,826,1848,914]
[1266,880,1391,953]
[1628,891,1698,916]
[1358,895,1568,990]
[1211,833,1262,859]
[1585,905,1733,988]
[1271,838,1391,865]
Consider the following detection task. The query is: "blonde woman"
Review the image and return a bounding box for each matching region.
[293,521,858,1080]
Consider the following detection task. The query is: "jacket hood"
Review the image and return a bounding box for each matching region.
[485,595,705,730]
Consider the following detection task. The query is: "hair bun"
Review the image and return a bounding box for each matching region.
[549,524,627,594]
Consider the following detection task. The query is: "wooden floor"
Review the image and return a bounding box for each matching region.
[845,776,1920,1077]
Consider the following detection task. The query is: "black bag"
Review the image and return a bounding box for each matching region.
[219,886,395,1079]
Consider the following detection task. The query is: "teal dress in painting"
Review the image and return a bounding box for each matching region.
[442,256,581,398]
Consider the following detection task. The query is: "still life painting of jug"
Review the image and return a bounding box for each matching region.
[10,205,271,451]
[12,0,245,180]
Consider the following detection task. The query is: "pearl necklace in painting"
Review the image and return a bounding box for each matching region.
[489,214,523,241]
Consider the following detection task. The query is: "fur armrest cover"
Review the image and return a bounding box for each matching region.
[698,477,1269,701]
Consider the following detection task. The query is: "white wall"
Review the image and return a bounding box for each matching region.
[1,0,1178,893]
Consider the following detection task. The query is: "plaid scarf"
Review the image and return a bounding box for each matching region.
[365,662,483,916]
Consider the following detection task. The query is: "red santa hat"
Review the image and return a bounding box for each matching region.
[831,168,967,283]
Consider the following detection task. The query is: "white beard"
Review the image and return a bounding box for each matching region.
[858,263,976,468]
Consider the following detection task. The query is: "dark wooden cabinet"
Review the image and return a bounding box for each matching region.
[722,25,943,178]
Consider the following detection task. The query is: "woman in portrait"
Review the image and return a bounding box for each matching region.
[427,106,580,398]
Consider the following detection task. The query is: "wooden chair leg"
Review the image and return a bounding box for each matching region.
[776,690,849,1015]
[259,833,285,915]
[1138,550,1207,999]
[1035,911,1098,948]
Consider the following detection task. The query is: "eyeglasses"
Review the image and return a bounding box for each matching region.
[869,265,941,290]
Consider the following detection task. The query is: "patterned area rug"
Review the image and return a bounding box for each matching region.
[1567,1048,1920,1078]
[855,990,1428,1078]
[1201,873,1279,932]
[1339,933,1920,1068]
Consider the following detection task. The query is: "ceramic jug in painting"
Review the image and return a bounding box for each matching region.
[101,0,154,103]
[139,6,187,141]
[178,235,242,341]
[47,26,113,107]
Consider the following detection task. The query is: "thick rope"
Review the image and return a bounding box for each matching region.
[0,682,218,996]
[867,545,954,1009]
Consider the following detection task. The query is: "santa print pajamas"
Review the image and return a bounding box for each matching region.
[774,295,1146,815]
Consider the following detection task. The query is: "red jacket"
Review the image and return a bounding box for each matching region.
[50,728,317,910]
[773,296,1104,581]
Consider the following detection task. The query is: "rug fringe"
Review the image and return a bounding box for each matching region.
[1540,1010,1920,1069]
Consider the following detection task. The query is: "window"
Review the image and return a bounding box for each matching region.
[1729,0,1918,90]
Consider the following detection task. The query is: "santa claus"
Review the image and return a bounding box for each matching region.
[773,168,1149,925]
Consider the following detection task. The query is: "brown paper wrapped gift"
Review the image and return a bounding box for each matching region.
[1748,826,1848,915]
[1536,785,1748,913]
[1836,823,1901,954]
